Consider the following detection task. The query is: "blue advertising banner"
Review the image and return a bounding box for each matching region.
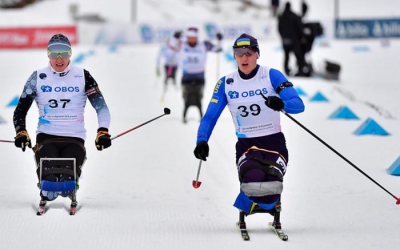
[336,19,400,39]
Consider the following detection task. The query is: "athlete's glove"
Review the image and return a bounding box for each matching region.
[194,141,209,161]
[216,32,223,41]
[265,96,284,111]
[14,130,32,152]
[173,30,182,39]
[95,128,111,151]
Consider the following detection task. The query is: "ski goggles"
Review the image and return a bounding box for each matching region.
[233,47,256,57]
[47,49,72,59]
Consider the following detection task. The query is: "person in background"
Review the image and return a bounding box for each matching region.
[278,2,309,77]
[179,26,223,124]
[193,33,304,223]
[13,34,112,215]
[156,30,182,102]
[270,0,280,17]
[301,0,308,18]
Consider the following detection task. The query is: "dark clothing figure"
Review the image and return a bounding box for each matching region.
[235,132,288,163]
[278,2,307,76]
[271,0,279,17]
[301,0,308,18]
[182,79,205,123]
[163,65,178,85]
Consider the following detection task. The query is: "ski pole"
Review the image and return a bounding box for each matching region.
[192,160,202,189]
[216,48,220,80]
[0,139,13,143]
[0,139,29,152]
[282,110,400,205]
[111,107,171,140]
[216,35,222,80]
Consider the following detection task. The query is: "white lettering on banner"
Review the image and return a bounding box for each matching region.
[33,31,55,45]
[371,22,400,37]
[0,33,28,45]
[336,19,400,39]
[337,23,369,38]
[383,22,400,36]
[373,22,383,37]
[0,27,77,49]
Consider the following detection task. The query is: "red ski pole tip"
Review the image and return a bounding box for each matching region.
[396,197,400,205]
[192,180,202,189]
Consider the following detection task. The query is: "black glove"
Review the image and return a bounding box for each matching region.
[265,96,284,111]
[194,141,209,161]
[216,32,223,40]
[95,127,111,151]
[14,130,32,152]
[174,30,182,39]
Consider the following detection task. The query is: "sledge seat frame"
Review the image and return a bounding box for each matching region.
[39,158,77,192]
[239,202,283,229]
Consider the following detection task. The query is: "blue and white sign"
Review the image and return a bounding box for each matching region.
[336,19,400,39]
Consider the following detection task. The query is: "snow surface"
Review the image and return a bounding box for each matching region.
[1,1,400,249]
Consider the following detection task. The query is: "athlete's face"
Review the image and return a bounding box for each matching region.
[187,36,198,47]
[234,47,258,75]
[48,51,71,72]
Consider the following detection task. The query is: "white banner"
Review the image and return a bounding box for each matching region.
[78,20,280,45]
